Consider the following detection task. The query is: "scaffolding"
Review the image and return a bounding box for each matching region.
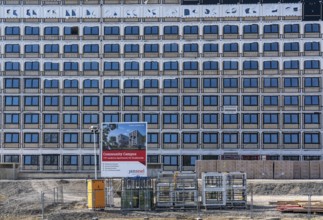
[121,177,154,211]
[201,172,247,208]
[156,172,198,209]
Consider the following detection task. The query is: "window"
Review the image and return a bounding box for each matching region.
[183,78,198,88]
[104,96,119,106]
[243,96,258,106]
[163,96,178,106]
[124,62,139,71]
[24,133,39,143]
[203,25,218,34]
[83,79,99,88]
[144,62,159,71]
[5,133,19,143]
[144,114,158,124]
[203,95,218,106]
[243,42,258,52]
[183,133,198,144]
[64,44,78,53]
[83,44,99,53]
[64,62,78,71]
[305,24,320,33]
[44,79,59,89]
[284,113,299,124]
[183,26,198,34]
[124,26,139,35]
[5,114,19,124]
[283,133,299,144]
[203,61,218,70]
[63,155,78,165]
[5,78,20,88]
[124,96,139,106]
[183,96,198,106]
[263,133,278,144]
[147,133,158,144]
[64,26,79,35]
[223,96,238,106]
[284,78,299,87]
[104,79,119,88]
[183,62,198,70]
[24,155,38,165]
[125,44,140,53]
[103,114,119,122]
[144,79,158,88]
[24,96,39,106]
[25,62,39,70]
[83,26,99,35]
[104,62,119,71]
[164,43,178,52]
[284,42,299,51]
[5,44,20,53]
[304,133,320,144]
[243,114,258,124]
[304,95,319,105]
[64,96,78,106]
[163,155,178,166]
[243,24,258,34]
[44,96,59,106]
[144,26,159,35]
[104,44,119,53]
[83,133,99,143]
[44,62,59,71]
[203,113,218,124]
[163,61,178,70]
[83,155,98,165]
[25,44,39,53]
[304,42,320,51]
[223,43,238,52]
[25,26,40,35]
[304,113,320,124]
[263,78,278,88]
[144,96,159,106]
[24,78,39,89]
[284,24,299,33]
[144,44,159,53]
[183,43,198,52]
[4,155,19,163]
[163,114,178,124]
[243,61,258,70]
[284,96,299,105]
[63,114,79,124]
[164,26,178,35]
[203,78,218,88]
[64,79,78,88]
[304,60,320,69]
[223,78,238,88]
[263,113,278,124]
[5,62,20,71]
[44,26,59,35]
[263,61,279,70]
[243,133,258,144]
[5,96,20,106]
[203,133,218,144]
[183,114,198,124]
[203,44,218,52]
[44,114,59,124]
[263,42,279,52]
[223,25,238,34]
[163,133,178,143]
[223,61,238,70]
[264,24,279,33]
[222,133,238,144]
[5,26,20,35]
[104,26,119,35]
[63,133,78,143]
[124,79,139,88]
[83,114,99,124]
[243,78,258,88]
[263,96,278,106]
[163,79,178,88]
[223,114,238,124]
[83,96,99,106]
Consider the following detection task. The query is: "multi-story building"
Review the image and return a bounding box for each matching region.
[0,0,322,173]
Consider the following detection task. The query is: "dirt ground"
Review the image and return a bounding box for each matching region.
[1,179,323,220]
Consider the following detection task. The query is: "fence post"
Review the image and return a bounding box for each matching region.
[40,191,45,220]
[250,183,254,219]
[308,193,311,220]
[53,188,56,204]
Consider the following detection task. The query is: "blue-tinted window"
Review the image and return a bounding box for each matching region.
[104,44,119,53]
[304,95,319,105]
[83,62,99,71]
[63,133,78,143]
[304,77,320,87]
[263,42,279,51]
[243,78,258,88]
[243,24,258,34]
[263,78,278,87]
[284,42,299,51]
[5,96,20,106]
[284,96,299,105]
[83,44,99,53]
[304,24,320,33]
[243,61,258,70]
[304,60,320,69]
[223,43,238,52]
[222,133,238,144]
[163,61,178,70]
[64,44,78,53]
[144,26,159,35]
[5,133,19,143]
[24,78,39,88]
[243,96,258,106]
[263,96,278,106]
[304,133,320,144]
[163,114,178,124]
[5,26,20,35]
[44,44,59,53]
[223,61,238,70]
[284,113,299,124]
[223,114,238,124]
[144,61,159,70]
[243,133,258,144]
[223,25,238,34]
[183,26,198,34]
[25,26,39,35]
[304,113,320,124]
[183,62,198,70]
[83,26,99,35]
[124,26,139,35]
[63,114,79,124]
[263,113,278,124]
[24,133,39,143]
[203,95,218,106]
[44,96,59,106]
[124,79,139,88]
[44,26,59,35]
[203,78,218,88]
[5,113,19,124]
[164,43,178,52]
[83,96,99,106]
[163,96,178,106]
[64,79,78,88]
[183,43,198,52]
[25,44,39,53]
[64,96,78,106]
[243,42,258,52]
[223,95,238,105]
[163,133,178,143]
[144,79,158,88]
[64,62,78,70]
[163,79,178,88]
[203,113,218,124]
[183,133,198,144]
[5,44,20,53]
[203,25,218,34]
[5,79,20,88]
[5,62,20,71]
[104,62,119,70]
[144,96,159,106]
[203,44,218,52]
[263,61,279,69]
[144,44,159,53]
[124,96,139,106]
[24,96,39,106]
[83,79,99,88]
[263,133,278,144]
[183,96,198,106]
[203,133,218,144]
[104,79,119,88]
[243,114,258,124]
[83,114,99,124]
[44,114,59,124]
[103,114,119,122]
[183,114,198,124]
[144,114,159,124]
[164,26,178,34]
[223,78,238,88]
[284,24,299,33]
[104,26,119,35]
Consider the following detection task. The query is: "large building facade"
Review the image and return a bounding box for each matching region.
[0,0,322,173]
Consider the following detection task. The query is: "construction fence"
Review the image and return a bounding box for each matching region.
[195,160,323,179]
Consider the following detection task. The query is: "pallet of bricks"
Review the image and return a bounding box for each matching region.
[201,172,247,209]
[155,172,198,210]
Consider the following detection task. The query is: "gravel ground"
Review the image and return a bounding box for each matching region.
[1,179,323,220]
